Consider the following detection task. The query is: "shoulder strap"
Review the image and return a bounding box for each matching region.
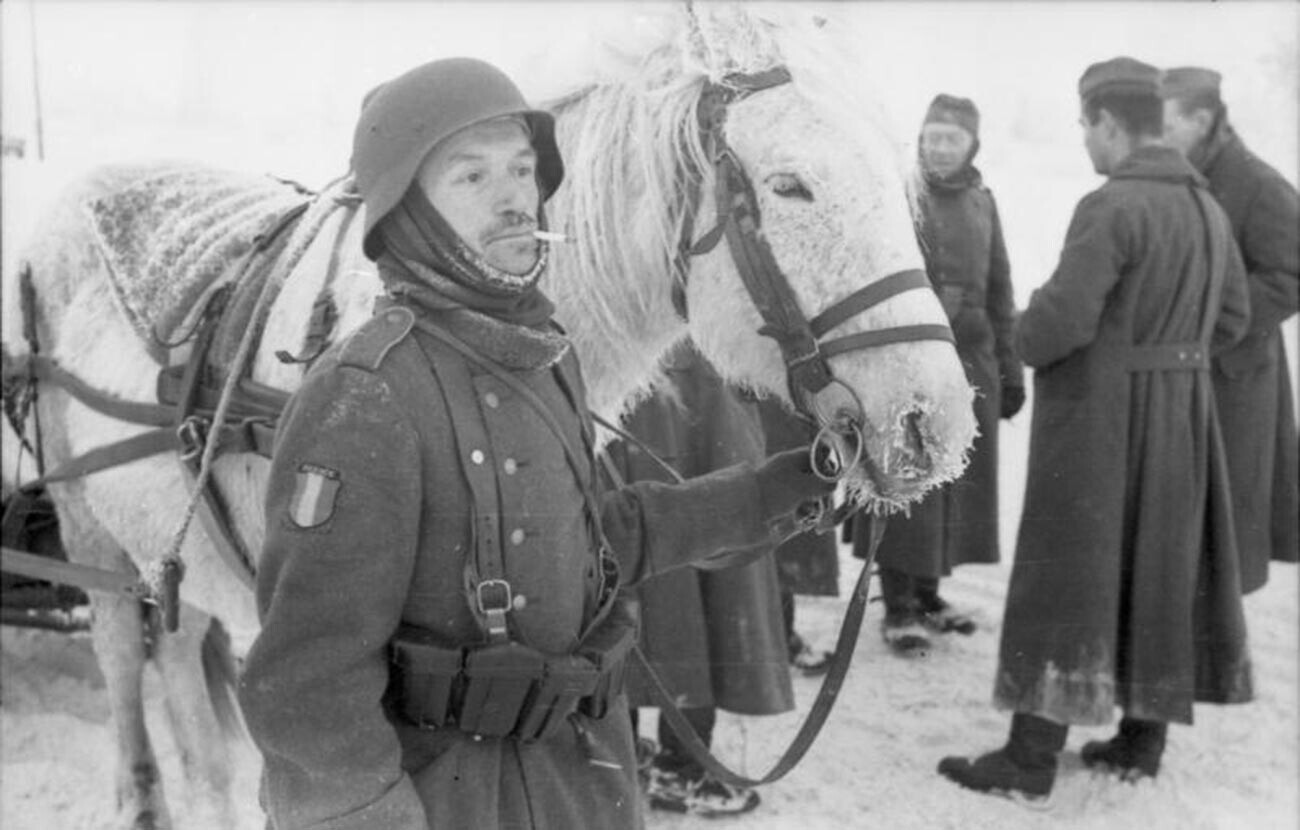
[410,332,511,644]
[1189,185,1229,345]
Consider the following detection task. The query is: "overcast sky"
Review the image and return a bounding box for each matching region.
[3,1,1295,188]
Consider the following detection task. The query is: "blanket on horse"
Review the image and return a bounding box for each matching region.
[81,163,319,370]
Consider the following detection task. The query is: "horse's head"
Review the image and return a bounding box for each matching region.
[543,4,975,511]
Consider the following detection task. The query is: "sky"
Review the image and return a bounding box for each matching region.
[2,1,1295,186]
[1,0,1297,320]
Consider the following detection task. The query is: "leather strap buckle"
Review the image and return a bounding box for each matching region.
[176,416,209,463]
[476,579,513,642]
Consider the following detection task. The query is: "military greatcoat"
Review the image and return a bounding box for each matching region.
[1194,121,1300,592]
[853,166,1021,576]
[993,146,1253,726]
[239,303,792,830]
[608,344,793,716]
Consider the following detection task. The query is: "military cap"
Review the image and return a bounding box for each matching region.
[1159,66,1222,100]
[923,94,980,138]
[1078,56,1160,100]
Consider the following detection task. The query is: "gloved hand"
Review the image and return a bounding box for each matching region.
[755,447,837,520]
[1000,384,1026,420]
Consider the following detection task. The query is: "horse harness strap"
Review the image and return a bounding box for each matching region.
[3,200,312,604]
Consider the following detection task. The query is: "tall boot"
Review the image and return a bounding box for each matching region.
[938,713,1068,800]
[880,568,931,657]
[1081,717,1167,780]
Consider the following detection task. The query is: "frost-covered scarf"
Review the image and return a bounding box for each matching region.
[376,187,569,369]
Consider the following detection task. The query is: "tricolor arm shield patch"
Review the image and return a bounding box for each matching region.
[289,463,341,528]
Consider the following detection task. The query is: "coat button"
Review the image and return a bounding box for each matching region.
[503,458,518,475]
[484,392,500,409]
[510,528,526,546]
[470,450,485,465]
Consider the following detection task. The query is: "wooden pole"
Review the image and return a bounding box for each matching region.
[28,0,46,160]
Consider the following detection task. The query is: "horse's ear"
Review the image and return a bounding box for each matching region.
[680,1,784,80]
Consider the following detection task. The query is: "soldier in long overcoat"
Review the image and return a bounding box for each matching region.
[756,396,839,673]
[1160,66,1299,593]
[606,342,791,816]
[850,94,1023,656]
[237,59,834,830]
[938,57,1253,801]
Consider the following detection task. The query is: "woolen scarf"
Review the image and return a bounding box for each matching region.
[375,186,569,369]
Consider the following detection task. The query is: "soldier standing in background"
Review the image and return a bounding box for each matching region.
[1160,66,1299,593]
[606,343,791,818]
[850,94,1024,657]
[757,397,840,675]
[938,56,1252,801]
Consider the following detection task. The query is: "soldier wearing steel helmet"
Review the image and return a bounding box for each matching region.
[237,58,833,830]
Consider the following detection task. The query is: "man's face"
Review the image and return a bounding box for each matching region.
[1080,108,1112,175]
[1162,99,1210,156]
[919,123,975,179]
[416,118,541,275]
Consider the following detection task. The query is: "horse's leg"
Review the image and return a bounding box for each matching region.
[57,503,173,830]
[150,603,239,829]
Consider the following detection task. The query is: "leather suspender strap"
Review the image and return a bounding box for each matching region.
[413,333,512,644]
[1189,185,1229,347]
[639,514,887,788]
[413,321,619,643]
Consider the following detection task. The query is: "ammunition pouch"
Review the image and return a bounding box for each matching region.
[390,597,637,742]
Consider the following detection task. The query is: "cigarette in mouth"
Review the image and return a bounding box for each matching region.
[532,230,568,243]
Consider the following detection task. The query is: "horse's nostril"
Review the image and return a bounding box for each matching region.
[903,410,929,468]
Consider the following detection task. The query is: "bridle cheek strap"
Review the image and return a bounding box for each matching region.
[678,71,954,425]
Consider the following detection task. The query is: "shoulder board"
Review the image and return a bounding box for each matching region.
[338,306,415,372]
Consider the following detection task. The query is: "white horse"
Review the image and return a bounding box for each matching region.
[1,5,974,828]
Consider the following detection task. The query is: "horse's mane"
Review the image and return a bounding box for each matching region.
[541,5,912,414]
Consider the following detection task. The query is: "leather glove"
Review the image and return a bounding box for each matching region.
[755,447,837,520]
[1000,384,1026,420]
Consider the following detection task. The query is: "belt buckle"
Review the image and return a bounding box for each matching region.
[476,579,513,615]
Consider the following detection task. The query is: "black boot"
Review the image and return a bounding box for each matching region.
[938,714,1068,800]
[880,569,932,657]
[915,578,977,635]
[1081,717,1167,781]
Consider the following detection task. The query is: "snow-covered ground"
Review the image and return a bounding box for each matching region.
[2,3,1296,828]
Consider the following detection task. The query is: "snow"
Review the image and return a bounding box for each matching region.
[2,2,1297,828]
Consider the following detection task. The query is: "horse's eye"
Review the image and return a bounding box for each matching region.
[768,173,813,202]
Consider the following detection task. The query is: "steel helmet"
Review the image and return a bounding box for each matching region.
[352,57,564,259]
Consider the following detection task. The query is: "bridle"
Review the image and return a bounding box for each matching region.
[673,66,954,490]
